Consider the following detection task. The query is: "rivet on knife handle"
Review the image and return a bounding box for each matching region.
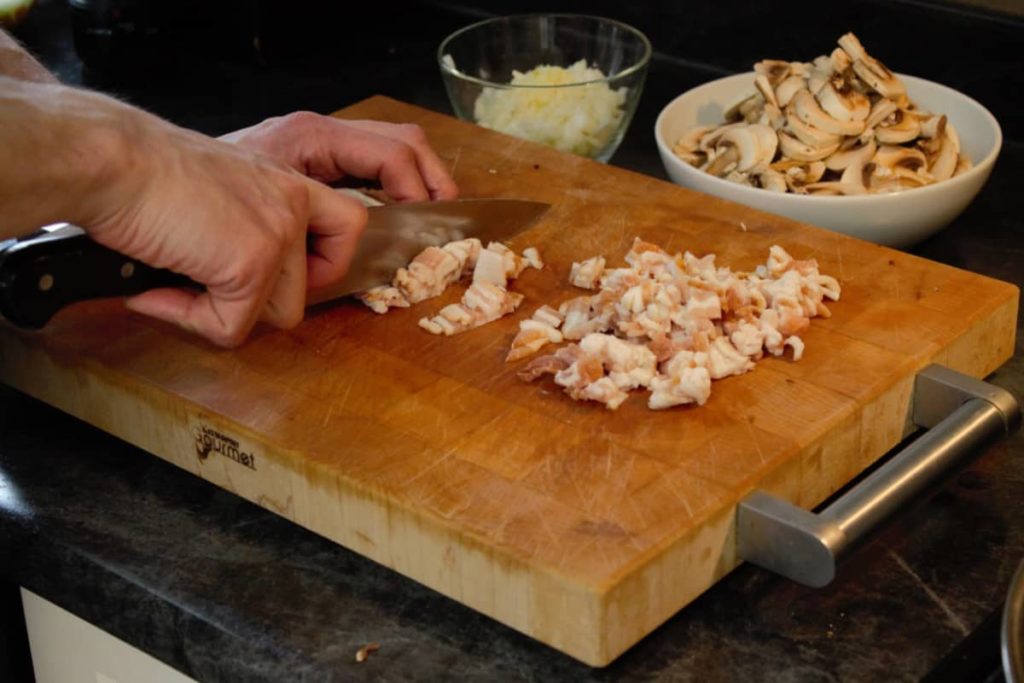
[0,229,194,329]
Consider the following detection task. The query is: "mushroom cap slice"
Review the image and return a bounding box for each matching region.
[919,113,947,139]
[774,75,806,108]
[953,154,973,177]
[785,105,842,148]
[792,89,865,136]
[837,32,906,99]
[824,137,877,171]
[723,91,766,124]
[754,74,780,109]
[817,76,871,122]
[864,97,900,130]
[803,181,867,196]
[875,108,922,145]
[698,122,745,152]
[676,125,713,153]
[871,145,930,186]
[721,124,779,172]
[778,130,840,162]
[754,59,792,86]
[750,166,788,193]
[927,128,960,181]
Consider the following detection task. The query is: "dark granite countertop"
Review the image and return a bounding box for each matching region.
[2,1,1024,681]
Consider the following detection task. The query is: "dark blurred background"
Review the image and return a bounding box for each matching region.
[8,0,1023,174]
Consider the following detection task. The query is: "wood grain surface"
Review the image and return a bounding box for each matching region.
[0,96,1016,666]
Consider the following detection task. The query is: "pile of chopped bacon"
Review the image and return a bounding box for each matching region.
[510,238,840,410]
[357,239,543,336]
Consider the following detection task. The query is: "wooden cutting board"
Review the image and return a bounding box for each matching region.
[0,96,1016,666]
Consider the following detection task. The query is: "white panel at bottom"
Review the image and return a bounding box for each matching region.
[21,588,197,683]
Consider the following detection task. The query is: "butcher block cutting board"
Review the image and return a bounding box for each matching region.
[0,96,1017,666]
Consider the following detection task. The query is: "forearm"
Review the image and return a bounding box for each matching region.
[0,76,130,238]
[0,29,58,83]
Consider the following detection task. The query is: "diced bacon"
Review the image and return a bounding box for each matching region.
[730,320,765,357]
[486,242,528,278]
[509,237,840,410]
[569,256,605,290]
[506,319,564,362]
[579,377,630,410]
[578,333,658,390]
[554,352,606,393]
[473,248,508,287]
[649,350,712,409]
[532,305,563,328]
[784,336,805,361]
[685,288,722,320]
[522,247,544,270]
[819,274,841,301]
[357,286,410,314]
[707,337,755,379]
[442,238,482,276]
[518,345,583,382]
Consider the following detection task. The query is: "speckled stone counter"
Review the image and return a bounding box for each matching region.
[2,1,1023,681]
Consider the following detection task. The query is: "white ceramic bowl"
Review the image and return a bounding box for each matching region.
[654,73,1002,248]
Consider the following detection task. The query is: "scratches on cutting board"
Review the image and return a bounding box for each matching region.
[449,145,463,179]
[741,419,768,466]
[888,550,969,636]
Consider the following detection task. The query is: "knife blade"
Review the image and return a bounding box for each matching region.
[0,199,549,329]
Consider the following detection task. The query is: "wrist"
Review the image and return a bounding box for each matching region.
[0,78,138,236]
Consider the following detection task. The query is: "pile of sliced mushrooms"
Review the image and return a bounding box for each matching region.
[673,33,971,195]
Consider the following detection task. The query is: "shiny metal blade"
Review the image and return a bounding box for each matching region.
[307,199,549,305]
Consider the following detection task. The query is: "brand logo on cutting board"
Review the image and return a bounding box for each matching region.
[193,423,257,471]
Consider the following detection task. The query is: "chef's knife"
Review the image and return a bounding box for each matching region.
[0,198,549,329]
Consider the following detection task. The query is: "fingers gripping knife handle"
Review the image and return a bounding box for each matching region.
[737,365,1021,587]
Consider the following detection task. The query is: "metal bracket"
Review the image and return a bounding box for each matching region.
[737,364,1020,587]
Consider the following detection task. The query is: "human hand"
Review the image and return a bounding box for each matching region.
[219,112,459,202]
[81,105,367,347]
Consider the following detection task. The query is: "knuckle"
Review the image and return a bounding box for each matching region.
[397,123,428,145]
[282,110,322,132]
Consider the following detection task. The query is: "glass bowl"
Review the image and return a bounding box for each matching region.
[438,14,651,163]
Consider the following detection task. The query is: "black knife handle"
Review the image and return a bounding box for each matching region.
[0,231,197,329]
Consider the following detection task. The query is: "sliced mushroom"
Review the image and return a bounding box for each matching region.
[760,102,788,131]
[817,74,870,122]
[754,59,793,86]
[919,113,947,139]
[775,160,827,192]
[673,125,713,166]
[706,124,779,176]
[837,32,906,99]
[840,154,872,189]
[927,127,960,181]
[750,166,788,193]
[754,74,780,109]
[698,122,745,153]
[863,97,900,130]
[953,155,973,177]
[875,108,922,144]
[824,137,876,171]
[778,130,840,162]
[724,92,764,123]
[792,89,865,136]
[871,146,930,185]
[785,105,842,148]
[868,175,930,193]
[830,47,852,74]
[774,75,806,108]
[808,55,834,95]
[803,181,867,196]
